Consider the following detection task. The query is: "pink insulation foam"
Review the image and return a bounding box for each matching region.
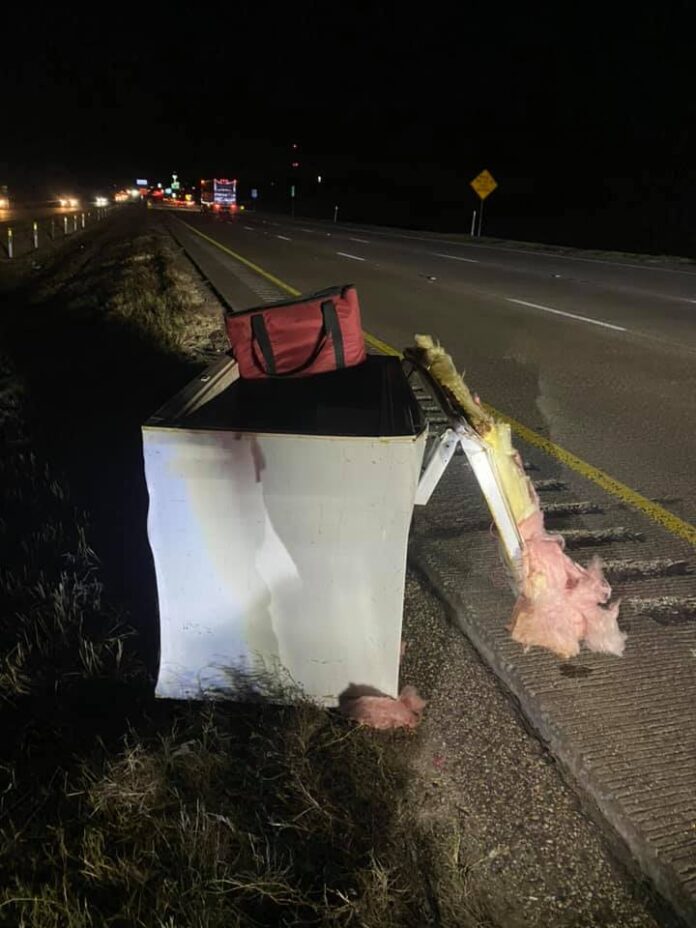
[338,685,426,730]
[510,508,625,659]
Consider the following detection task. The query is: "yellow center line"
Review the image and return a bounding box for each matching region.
[176,217,696,548]
[178,219,302,296]
[482,407,696,546]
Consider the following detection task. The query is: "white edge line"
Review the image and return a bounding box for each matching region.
[298,227,316,233]
[431,252,479,263]
[507,298,627,332]
[337,252,365,261]
[276,234,291,241]
[243,226,254,231]
[350,237,370,243]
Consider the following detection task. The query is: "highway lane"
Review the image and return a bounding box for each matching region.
[0,205,92,225]
[277,215,696,303]
[169,210,696,525]
[252,214,696,346]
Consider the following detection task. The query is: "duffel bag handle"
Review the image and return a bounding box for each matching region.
[250,300,345,377]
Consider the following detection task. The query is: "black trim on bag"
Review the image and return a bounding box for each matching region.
[249,300,345,378]
[251,314,277,374]
[224,284,354,318]
[321,300,345,369]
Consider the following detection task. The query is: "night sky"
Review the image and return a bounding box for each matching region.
[5,3,695,253]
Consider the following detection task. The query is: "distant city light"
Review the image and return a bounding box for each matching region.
[292,161,299,168]
[317,175,322,183]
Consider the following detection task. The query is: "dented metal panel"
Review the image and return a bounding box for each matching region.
[142,357,426,705]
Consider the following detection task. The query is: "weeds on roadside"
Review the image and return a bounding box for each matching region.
[2,695,502,928]
[0,357,138,705]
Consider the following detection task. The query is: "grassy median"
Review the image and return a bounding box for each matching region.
[0,210,509,927]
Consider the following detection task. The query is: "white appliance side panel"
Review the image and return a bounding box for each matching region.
[143,429,425,704]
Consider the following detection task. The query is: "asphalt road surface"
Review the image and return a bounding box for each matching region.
[169,209,696,526]
[0,204,90,226]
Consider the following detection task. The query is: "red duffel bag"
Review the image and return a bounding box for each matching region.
[225,284,367,379]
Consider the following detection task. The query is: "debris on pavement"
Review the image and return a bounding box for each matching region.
[338,684,427,730]
[412,334,625,659]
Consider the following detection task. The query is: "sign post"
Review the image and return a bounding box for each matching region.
[470,169,498,237]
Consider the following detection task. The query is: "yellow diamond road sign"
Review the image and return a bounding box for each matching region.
[470,169,498,200]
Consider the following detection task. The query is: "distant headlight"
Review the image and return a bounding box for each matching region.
[0,198,8,209]
[69,198,79,208]
[94,197,108,207]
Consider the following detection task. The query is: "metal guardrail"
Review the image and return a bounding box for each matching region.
[1,207,111,259]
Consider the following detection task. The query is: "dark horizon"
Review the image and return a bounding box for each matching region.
[4,2,695,255]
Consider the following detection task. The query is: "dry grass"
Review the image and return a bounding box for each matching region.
[0,213,510,927]
[2,698,504,927]
[0,355,136,704]
[27,226,222,362]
